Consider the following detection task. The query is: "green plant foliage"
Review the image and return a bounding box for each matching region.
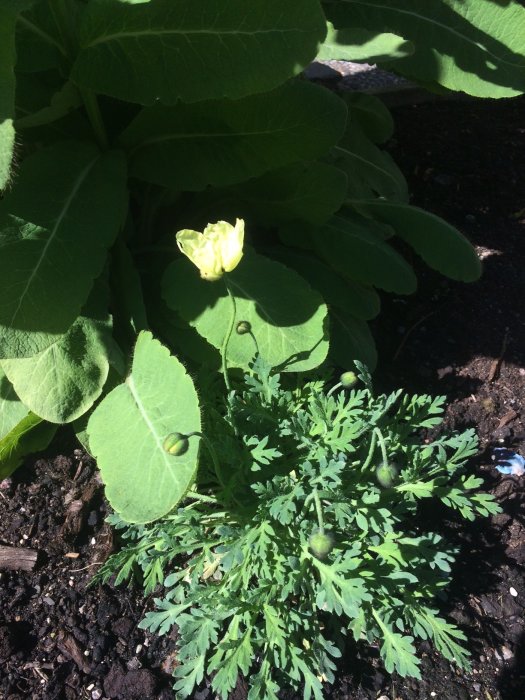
[0,0,521,490]
[72,0,326,104]
[1,283,114,423]
[350,199,483,282]
[317,21,414,63]
[87,331,201,523]
[332,122,409,202]
[0,411,56,480]
[310,212,418,294]
[96,359,500,698]
[119,81,347,191]
[163,252,329,372]
[0,142,128,359]
[0,366,28,438]
[324,0,525,97]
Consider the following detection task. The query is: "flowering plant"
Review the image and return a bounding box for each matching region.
[176,219,245,281]
[97,360,500,698]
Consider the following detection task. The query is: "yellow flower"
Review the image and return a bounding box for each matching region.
[176,219,244,281]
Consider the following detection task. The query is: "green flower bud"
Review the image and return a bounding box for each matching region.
[236,320,252,335]
[340,371,358,388]
[308,531,334,559]
[163,432,189,456]
[376,462,398,489]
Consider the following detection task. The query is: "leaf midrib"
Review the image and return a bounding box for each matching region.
[127,374,172,471]
[84,26,312,50]
[8,155,99,327]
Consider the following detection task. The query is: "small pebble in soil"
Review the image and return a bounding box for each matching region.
[509,586,518,597]
[501,645,514,660]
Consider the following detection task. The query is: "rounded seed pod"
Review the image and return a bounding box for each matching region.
[236,320,252,335]
[163,432,189,456]
[340,371,358,388]
[376,462,398,488]
[308,531,334,559]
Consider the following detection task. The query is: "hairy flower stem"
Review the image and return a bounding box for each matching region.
[221,282,237,393]
[186,491,217,504]
[374,427,389,466]
[312,488,325,534]
[362,426,389,470]
[326,381,342,399]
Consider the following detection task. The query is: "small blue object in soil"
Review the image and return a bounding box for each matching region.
[493,448,525,476]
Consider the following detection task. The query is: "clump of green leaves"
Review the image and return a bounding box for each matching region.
[4,0,525,484]
[97,360,500,699]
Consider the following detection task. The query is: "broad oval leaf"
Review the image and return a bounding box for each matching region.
[15,4,67,73]
[0,366,28,438]
[225,161,348,227]
[1,284,113,423]
[0,412,56,480]
[333,121,408,202]
[326,0,525,98]
[317,22,414,63]
[88,331,201,524]
[312,213,417,294]
[330,310,377,370]
[350,199,482,282]
[120,82,347,191]
[72,0,326,104]
[162,252,329,373]
[0,142,127,359]
[267,248,380,320]
[341,93,395,144]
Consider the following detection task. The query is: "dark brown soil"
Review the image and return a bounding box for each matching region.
[1,95,524,700]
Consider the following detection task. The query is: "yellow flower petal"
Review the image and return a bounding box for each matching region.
[176,219,244,281]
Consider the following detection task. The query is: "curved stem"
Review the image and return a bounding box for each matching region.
[361,426,389,472]
[326,381,342,399]
[312,488,325,534]
[374,427,389,466]
[361,429,378,471]
[186,490,217,504]
[247,330,260,359]
[221,281,237,392]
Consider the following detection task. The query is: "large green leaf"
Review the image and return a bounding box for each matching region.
[333,122,408,202]
[0,366,28,439]
[0,142,127,359]
[228,162,348,226]
[0,7,18,191]
[317,21,413,62]
[162,252,329,372]
[312,213,417,294]
[15,4,67,73]
[330,310,377,370]
[0,412,56,480]
[267,248,380,321]
[324,0,525,97]
[341,93,394,144]
[15,81,82,129]
[1,284,114,424]
[72,0,326,104]
[120,82,347,191]
[110,238,149,341]
[88,331,201,524]
[349,200,482,282]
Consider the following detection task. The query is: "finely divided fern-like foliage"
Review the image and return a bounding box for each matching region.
[95,359,500,699]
